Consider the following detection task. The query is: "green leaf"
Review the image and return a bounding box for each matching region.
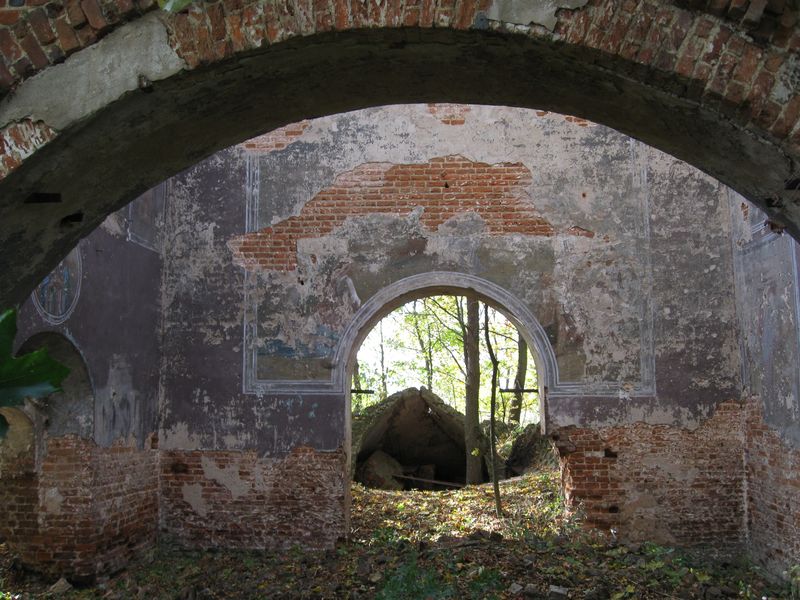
[158,0,195,12]
[0,309,70,407]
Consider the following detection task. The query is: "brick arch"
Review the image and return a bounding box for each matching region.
[2,1,800,305]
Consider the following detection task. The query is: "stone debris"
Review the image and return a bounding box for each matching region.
[47,577,72,594]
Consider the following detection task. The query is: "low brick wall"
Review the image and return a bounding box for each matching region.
[159,446,347,550]
[554,400,747,548]
[0,436,158,581]
[745,399,800,574]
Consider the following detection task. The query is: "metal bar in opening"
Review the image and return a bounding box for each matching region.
[350,389,375,394]
[393,474,464,488]
[498,388,539,393]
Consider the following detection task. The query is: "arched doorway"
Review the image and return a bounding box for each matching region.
[335,271,557,523]
[16,332,95,440]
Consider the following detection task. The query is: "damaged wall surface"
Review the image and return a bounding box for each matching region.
[156,104,754,559]
[3,1,800,310]
[1,104,799,579]
[0,192,162,579]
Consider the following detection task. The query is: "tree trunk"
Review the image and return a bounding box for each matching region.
[483,304,503,517]
[412,299,434,391]
[464,296,482,485]
[353,359,362,391]
[509,334,527,424]
[379,321,388,399]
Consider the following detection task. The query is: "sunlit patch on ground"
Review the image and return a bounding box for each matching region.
[0,471,792,598]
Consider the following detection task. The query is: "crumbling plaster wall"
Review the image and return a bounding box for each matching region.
[0,196,164,579]
[730,197,800,573]
[159,104,744,550]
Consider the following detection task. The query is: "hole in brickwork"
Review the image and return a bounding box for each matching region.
[784,178,800,190]
[170,461,188,474]
[604,448,617,458]
[24,192,62,204]
[60,211,84,227]
[608,505,620,514]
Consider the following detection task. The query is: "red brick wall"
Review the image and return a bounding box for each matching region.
[745,399,800,573]
[228,155,553,272]
[92,443,159,575]
[159,446,347,550]
[0,435,158,581]
[554,400,747,548]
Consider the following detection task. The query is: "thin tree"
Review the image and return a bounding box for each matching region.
[509,334,527,424]
[411,299,434,390]
[378,320,388,399]
[483,304,503,516]
[463,295,482,484]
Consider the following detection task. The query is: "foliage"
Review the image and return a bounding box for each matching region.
[376,556,453,599]
[0,309,69,407]
[355,296,539,424]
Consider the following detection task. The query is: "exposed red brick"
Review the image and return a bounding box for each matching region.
[555,399,747,546]
[79,0,108,31]
[228,155,553,273]
[0,9,21,25]
[242,119,311,152]
[18,33,47,69]
[745,399,800,572]
[27,7,55,44]
[54,16,80,54]
[0,27,22,63]
[0,436,158,580]
[159,446,347,550]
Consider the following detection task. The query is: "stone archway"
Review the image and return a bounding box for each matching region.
[2,1,800,304]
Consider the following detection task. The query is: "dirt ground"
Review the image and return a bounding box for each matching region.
[0,471,793,599]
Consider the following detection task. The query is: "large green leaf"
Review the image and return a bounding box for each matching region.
[0,309,70,407]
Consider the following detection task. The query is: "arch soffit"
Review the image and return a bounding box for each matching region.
[1,4,799,304]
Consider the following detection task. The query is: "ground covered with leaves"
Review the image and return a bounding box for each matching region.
[0,471,794,599]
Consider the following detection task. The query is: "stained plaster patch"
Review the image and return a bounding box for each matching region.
[182,483,208,517]
[484,0,589,31]
[201,456,250,500]
[41,487,64,514]
[160,422,202,450]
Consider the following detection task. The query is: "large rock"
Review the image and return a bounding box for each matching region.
[356,450,404,490]
[352,387,494,486]
[506,423,558,476]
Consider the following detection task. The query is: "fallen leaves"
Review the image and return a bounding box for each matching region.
[0,470,792,598]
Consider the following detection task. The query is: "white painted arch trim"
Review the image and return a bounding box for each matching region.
[331,271,558,394]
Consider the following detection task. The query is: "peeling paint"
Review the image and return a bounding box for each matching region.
[484,0,589,31]
[0,14,185,130]
[201,456,250,500]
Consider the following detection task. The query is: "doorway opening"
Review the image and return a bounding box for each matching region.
[348,291,556,492]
